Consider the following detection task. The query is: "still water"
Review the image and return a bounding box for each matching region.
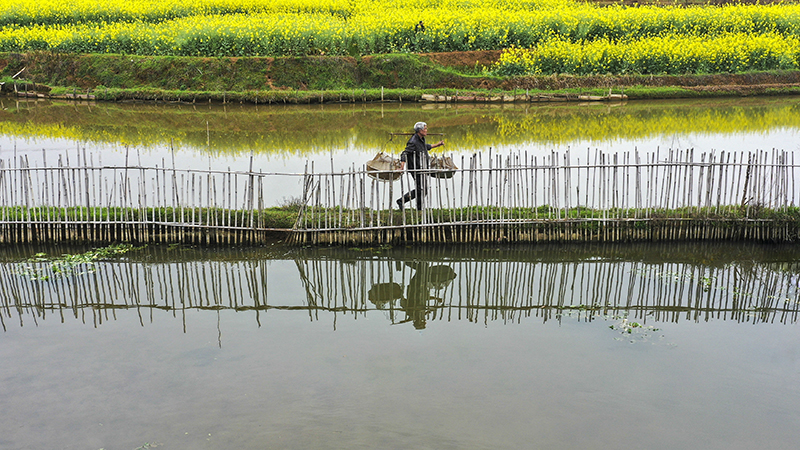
[0,97,798,206]
[1,98,799,449]
[1,242,799,450]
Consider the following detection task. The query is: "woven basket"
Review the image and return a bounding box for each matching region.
[366,152,403,181]
[429,155,458,179]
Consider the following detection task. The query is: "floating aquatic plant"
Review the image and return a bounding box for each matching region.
[15,243,141,281]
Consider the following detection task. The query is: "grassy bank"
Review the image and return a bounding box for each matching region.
[3,204,799,229]
[2,51,800,104]
[2,203,799,246]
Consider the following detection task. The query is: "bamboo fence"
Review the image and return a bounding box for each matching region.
[293,148,800,245]
[0,146,290,244]
[2,244,798,331]
[0,146,798,245]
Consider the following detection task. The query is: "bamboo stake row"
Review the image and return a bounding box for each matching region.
[292,148,800,245]
[292,219,799,246]
[1,253,798,331]
[0,147,797,245]
[0,146,294,244]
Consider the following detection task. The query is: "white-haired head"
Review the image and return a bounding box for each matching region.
[413,122,427,133]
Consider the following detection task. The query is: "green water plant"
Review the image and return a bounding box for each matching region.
[16,243,141,281]
[607,314,663,344]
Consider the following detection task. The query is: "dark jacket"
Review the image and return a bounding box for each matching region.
[400,133,431,171]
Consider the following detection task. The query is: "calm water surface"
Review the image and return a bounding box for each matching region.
[1,97,800,449]
[1,243,799,450]
[0,97,798,206]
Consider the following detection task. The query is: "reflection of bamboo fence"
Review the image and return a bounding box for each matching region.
[294,254,800,326]
[2,248,798,331]
[0,147,797,245]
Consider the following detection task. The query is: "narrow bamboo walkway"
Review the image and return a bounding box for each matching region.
[0,146,797,245]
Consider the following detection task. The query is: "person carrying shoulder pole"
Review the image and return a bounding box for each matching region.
[396,121,444,210]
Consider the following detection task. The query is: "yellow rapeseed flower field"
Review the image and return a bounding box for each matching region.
[0,0,797,74]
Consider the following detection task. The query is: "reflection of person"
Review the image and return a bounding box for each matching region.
[399,261,456,329]
[396,122,444,210]
[401,261,433,329]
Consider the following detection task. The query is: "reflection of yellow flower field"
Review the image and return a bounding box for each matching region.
[0,0,798,74]
[0,100,797,155]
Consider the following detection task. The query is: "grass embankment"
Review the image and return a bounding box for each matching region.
[299,205,800,229]
[2,51,800,103]
[1,0,800,102]
[5,204,800,230]
[4,205,799,245]
[2,205,300,229]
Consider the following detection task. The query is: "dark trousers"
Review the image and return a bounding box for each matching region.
[398,172,428,210]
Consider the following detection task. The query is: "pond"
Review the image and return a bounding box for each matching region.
[0,97,798,206]
[0,97,799,449]
[1,242,799,450]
